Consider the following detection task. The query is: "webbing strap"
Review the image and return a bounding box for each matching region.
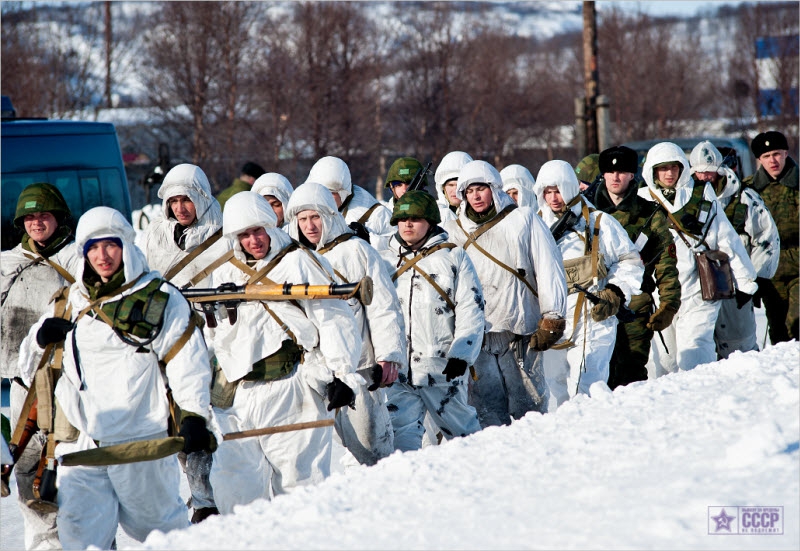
[164,229,224,281]
[160,311,200,366]
[551,293,586,350]
[186,249,235,288]
[248,243,300,285]
[648,189,709,250]
[229,257,257,278]
[455,204,516,250]
[469,240,538,298]
[27,242,76,285]
[261,303,298,343]
[74,274,146,325]
[392,243,456,281]
[317,232,357,255]
[356,203,381,225]
[414,265,456,311]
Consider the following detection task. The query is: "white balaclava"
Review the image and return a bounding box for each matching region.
[158,163,222,228]
[434,151,473,205]
[532,160,582,227]
[222,191,292,255]
[500,164,537,209]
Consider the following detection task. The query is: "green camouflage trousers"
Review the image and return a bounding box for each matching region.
[759,248,799,343]
[608,293,653,389]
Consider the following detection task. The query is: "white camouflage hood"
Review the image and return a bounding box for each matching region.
[434,151,473,206]
[306,156,353,204]
[533,160,582,226]
[500,164,537,209]
[640,142,694,210]
[252,172,294,209]
[688,140,742,202]
[158,163,222,229]
[75,206,149,288]
[286,182,352,249]
[222,191,293,253]
[456,160,515,212]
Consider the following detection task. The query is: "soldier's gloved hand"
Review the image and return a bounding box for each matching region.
[646,303,678,332]
[348,221,371,242]
[735,290,753,310]
[368,361,398,391]
[36,318,74,348]
[590,286,623,322]
[529,316,566,351]
[326,378,356,411]
[442,358,468,382]
[752,277,768,308]
[179,416,216,454]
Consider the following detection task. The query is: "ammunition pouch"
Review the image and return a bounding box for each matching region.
[728,202,748,234]
[100,279,169,341]
[563,254,607,295]
[244,340,303,382]
[209,356,237,409]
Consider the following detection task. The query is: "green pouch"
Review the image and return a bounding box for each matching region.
[102,279,169,339]
[245,340,302,382]
[210,356,237,409]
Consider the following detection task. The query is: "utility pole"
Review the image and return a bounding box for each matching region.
[582,1,599,154]
[105,1,112,108]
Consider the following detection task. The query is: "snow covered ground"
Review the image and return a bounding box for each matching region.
[2,313,797,549]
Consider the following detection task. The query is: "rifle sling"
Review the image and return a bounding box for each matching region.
[357,203,381,226]
[164,228,223,281]
[648,189,710,250]
[317,232,357,255]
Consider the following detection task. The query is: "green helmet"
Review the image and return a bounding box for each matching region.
[14,183,71,228]
[390,190,440,226]
[574,154,600,184]
[385,157,423,188]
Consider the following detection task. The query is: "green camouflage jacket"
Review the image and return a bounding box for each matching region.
[592,182,681,311]
[216,178,252,212]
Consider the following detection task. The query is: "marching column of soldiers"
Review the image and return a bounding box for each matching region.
[1,131,796,549]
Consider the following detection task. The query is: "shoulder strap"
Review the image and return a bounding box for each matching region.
[186,249,236,288]
[392,243,456,281]
[357,203,381,225]
[455,204,517,250]
[317,232,357,255]
[27,242,76,285]
[648,189,707,250]
[249,243,301,285]
[163,228,223,281]
[73,274,146,325]
[160,310,201,366]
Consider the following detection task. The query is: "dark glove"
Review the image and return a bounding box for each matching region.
[529,316,566,351]
[326,378,355,411]
[36,317,74,348]
[735,290,752,310]
[752,277,768,308]
[367,364,383,392]
[179,416,215,454]
[348,221,371,242]
[646,303,678,332]
[442,358,468,382]
[590,286,623,322]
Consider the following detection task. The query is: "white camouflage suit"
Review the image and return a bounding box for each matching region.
[500,164,539,210]
[307,156,394,251]
[18,207,212,550]
[533,161,644,405]
[379,226,485,451]
[639,142,759,375]
[207,192,362,513]
[137,163,228,514]
[442,160,568,427]
[688,141,780,358]
[2,219,82,550]
[286,182,406,465]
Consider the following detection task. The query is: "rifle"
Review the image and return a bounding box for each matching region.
[580,174,604,202]
[549,209,580,242]
[181,277,373,327]
[408,162,432,192]
[573,283,637,323]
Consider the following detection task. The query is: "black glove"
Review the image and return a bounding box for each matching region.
[442,358,468,382]
[348,221,371,242]
[36,317,74,348]
[179,416,215,454]
[326,378,355,411]
[367,364,383,392]
[735,290,752,310]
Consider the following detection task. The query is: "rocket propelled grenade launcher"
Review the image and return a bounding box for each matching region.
[181,276,373,327]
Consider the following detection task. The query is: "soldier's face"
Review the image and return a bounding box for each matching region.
[506,188,519,204]
[759,150,788,179]
[238,226,271,259]
[265,195,285,227]
[655,163,681,187]
[604,171,635,196]
[398,217,431,248]
[296,210,323,245]
[23,211,58,245]
[543,186,565,213]
[390,181,410,200]
[694,171,718,183]
[465,184,493,213]
[87,239,123,282]
[444,180,461,206]
[167,195,197,226]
